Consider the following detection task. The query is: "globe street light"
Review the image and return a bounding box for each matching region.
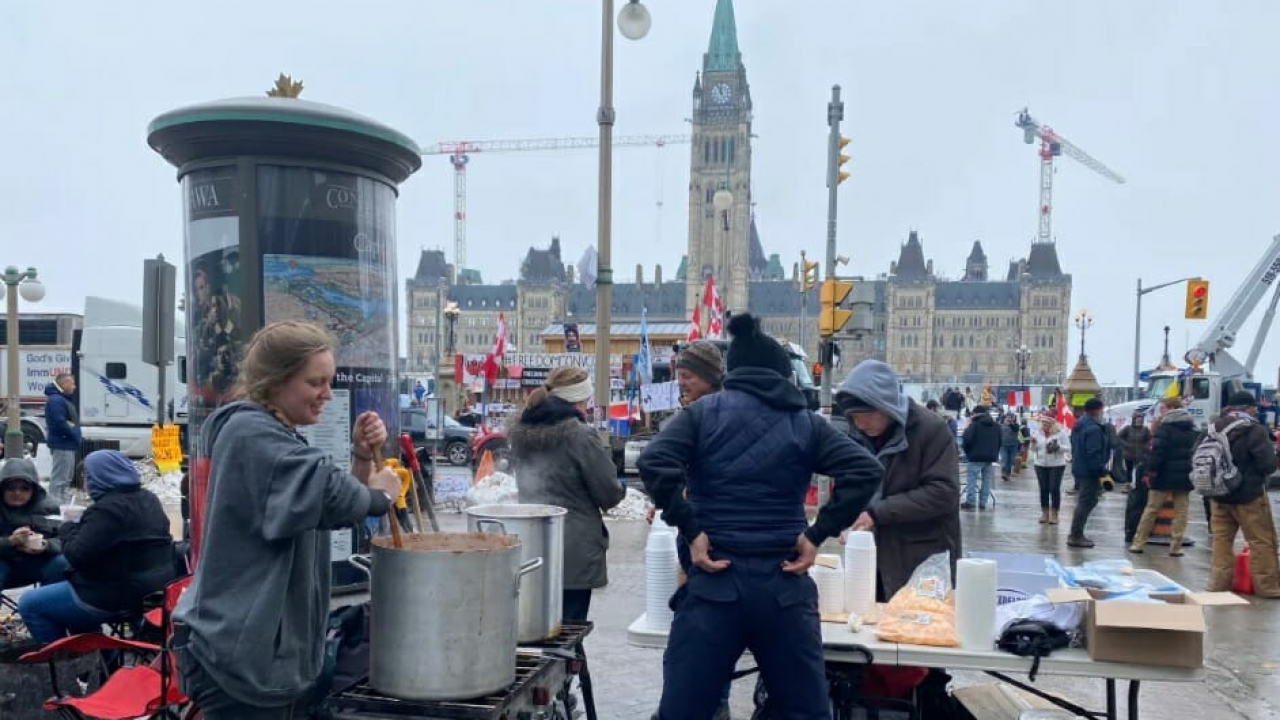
[1074,308,1094,359]
[594,0,651,426]
[3,266,45,459]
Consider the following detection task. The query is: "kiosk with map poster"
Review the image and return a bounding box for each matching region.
[148,96,421,589]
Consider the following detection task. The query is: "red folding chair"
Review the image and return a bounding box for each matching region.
[20,576,193,720]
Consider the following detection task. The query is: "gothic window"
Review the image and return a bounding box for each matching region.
[713,138,720,163]
[706,186,714,204]
[704,140,710,164]
[969,334,975,347]
[1049,336,1054,348]
[729,136,735,164]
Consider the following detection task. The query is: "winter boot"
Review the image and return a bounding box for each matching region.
[1039,510,1049,524]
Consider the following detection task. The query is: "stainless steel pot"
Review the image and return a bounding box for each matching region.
[349,532,542,701]
[465,504,567,642]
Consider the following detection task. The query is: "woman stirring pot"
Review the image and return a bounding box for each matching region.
[173,321,401,719]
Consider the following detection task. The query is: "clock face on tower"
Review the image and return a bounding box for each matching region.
[710,82,733,105]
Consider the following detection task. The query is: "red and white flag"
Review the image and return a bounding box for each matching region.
[1006,389,1031,408]
[703,276,725,338]
[687,303,702,341]
[482,312,507,384]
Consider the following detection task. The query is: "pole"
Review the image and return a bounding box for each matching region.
[594,0,616,435]
[1133,277,1142,391]
[435,282,444,441]
[820,84,843,411]
[4,280,21,459]
[799,251,807,353]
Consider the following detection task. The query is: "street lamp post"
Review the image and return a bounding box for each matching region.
[3,266,45,459]
[594,0,651,430]
[1132,276,1195,390]
[1014,343,1030,415]
[444,302,460,357]
[1074,309,1094,359]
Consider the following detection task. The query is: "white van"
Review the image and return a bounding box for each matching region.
[73,297,187,458]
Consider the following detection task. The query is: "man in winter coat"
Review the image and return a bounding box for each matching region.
[833,360,962,600]
[640,314,883,720]
[999,414,1022,481]
[0,458,68,591]
[1207,391,1280,597]
[1128,400,1197,554]
[1068,398,1112,548]
[833,360,962,717]
[960,406,1001,509]
[1116,412,1152,489]
[43,374,81,504]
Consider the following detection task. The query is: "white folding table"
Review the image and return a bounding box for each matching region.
[627,613,1205,720]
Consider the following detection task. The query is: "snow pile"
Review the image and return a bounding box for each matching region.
[606,487,651,521]
[463,471,520,508]
[133,459,183,502]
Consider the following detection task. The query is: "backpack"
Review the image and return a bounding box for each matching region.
[997,618,1071,681]
[1191,419,1248,497]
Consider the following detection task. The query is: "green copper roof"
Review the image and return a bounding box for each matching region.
[705,0,740,72]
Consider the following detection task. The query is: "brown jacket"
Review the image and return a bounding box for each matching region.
[1211,414,1279,505]
[840,402,963,598]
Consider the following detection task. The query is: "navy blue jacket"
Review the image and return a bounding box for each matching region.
[1070,414,1111,479]
[638,367,882,552]
[43,383,81,451]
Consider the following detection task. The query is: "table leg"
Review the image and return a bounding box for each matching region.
[575,642,598,720]
[1127,680,1141,720]
[1106,678,1117,720]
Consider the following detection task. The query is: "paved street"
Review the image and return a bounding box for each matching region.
[433,464,1280,719]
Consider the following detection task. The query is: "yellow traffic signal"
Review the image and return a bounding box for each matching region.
[1185,278,1210,320]
[835,136,852,184]
[819,278,854,336]
[801,259,819,293]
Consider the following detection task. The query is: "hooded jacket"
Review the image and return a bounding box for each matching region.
[1070,414,1111,479]
[173,402,387,707]
[43,382,81,451]
[1209,412,1279,505]
[58,450,173,611]
[510,396,624,590]
[0,459,63,560]
[1117,423,1153,463]
[962,413,1002,463]
[641,367,880,554]
[1030,422,1069,469]
[1144,409,1196,492]
[833,361,962,598]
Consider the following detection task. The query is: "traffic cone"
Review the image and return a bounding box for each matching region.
[1146,497,1195,547]
[474,450,495,485]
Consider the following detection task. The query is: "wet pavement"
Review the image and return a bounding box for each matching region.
[542,464,1280,720]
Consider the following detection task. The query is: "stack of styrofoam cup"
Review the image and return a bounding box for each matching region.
[813,554,846,615]
[644,517,680,631]
[844,530,877,617]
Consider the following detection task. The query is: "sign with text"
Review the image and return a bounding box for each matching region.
[150,424,184,474]
[0,348,73,402]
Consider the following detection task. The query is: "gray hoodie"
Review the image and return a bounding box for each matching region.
[173,402,383,707]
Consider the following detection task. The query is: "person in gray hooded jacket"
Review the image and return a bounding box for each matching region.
[172,322,402,720]
[832,360,962,598]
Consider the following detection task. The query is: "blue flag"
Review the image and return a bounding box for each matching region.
[638,307,653,385]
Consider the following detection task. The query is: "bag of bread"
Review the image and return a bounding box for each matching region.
[875,551,959,647]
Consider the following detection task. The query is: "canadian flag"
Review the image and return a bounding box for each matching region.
[703,276,725,338]
[482,312,507,384]
[1054,390,1075,430]
[1006,390,1032,408]
[687,303,702,341]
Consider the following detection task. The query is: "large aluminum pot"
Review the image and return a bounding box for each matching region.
[349,532,542,700]
[465,504,567,642]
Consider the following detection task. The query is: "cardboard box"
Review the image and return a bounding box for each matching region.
[1046,588,1247,668]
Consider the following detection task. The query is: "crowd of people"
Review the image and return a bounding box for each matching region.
[2,312,1279,720]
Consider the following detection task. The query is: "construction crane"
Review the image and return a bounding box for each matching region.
[421,134,690,277]
[1014,108,1125,244]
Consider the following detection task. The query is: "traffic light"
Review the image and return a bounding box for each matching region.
[835,136,852,185]
[801,259,819,293]
[1185,278,1210,320]
[819,278,854,337]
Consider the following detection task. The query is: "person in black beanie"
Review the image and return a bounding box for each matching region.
[640,313,882,720]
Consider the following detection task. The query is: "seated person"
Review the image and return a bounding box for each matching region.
[19,450,175,644]
[0,458,69,590]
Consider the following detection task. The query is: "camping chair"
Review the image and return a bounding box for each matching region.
[20,575,192,720]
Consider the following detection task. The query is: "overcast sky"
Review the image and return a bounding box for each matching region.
[3,0,1279,387]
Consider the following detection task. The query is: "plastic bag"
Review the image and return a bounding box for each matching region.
[1084,559,1134,576]
[995,595,1084,637]
[1097,588,1164,604]
[876,551,959,647]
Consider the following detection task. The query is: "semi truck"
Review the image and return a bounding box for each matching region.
[72,297,187,458]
